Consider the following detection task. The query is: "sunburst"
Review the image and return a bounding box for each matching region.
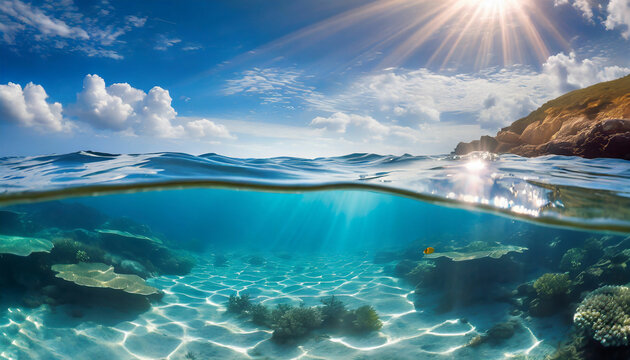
[239,0,567,70]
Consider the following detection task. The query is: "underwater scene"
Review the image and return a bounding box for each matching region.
[1,151,630,360]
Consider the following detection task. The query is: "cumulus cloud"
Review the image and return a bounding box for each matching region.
[605,0,630,39]
[542,51,630,93]
[556,0,630,39]
[310,112,419,143]
[228,52,628,132]
[184,119,233,139]
[0,81,72,132]
[69,74,232,140]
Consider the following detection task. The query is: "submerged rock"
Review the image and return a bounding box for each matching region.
[467,319,521,347]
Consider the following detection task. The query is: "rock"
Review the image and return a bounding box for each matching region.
[486,319,520,341]
[394,259,415,277]
[516,283,535,297]
[453,75,630,159]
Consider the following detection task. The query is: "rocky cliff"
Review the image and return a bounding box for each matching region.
[454,75,630,159]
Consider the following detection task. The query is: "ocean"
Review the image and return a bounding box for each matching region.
[1,151,629,359]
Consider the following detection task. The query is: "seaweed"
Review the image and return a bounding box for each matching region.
[343,305,383,332]
[320,295,347,327]
[227,293,252,314]
[271,306,323,343]
[224,294,382,344]
[251,303,271,326]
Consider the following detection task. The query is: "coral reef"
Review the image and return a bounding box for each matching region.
[404,243,526,312]
[560,248,588,274]
[574,285,630,347]
[75,250,90,262]
[533,273,571,299]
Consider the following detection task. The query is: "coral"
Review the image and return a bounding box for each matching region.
[0,234,53,256]
[320,295,347,327]
[574,285,630,347]
[424,242,527,261]
[560,248,587,273]
[227,293,252,314]
[271,306,323,343]
[51,262,158,296]
[75,250,90,262]
[533,273,571,299]
[346,305,382,332]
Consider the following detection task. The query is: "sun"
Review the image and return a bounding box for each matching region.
[241,0,567,70]
[474,0,513,8]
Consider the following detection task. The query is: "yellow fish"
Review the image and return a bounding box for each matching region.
[423,247,435,255]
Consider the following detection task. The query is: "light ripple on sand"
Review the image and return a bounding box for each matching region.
[0,254,556,359]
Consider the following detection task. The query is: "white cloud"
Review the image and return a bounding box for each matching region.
[542,51,630,92]
[0,0,88,40]
[224,68,313,104]
[184,119,234,139]
[311,112,389,137]
[310,112,420,143]
[0,0,147,59]
[68,74,232,140]
[0,81,72,132]
[227,52,628,134]
[154,35,181,50]
[556,0,630,39]
[70,74,135,130]
[605,0,630,39]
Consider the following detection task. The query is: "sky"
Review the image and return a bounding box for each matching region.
[0,0,629,158]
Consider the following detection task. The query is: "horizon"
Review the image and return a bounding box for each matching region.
[1,0,630,158]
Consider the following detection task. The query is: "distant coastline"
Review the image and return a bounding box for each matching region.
[454,75,630,160]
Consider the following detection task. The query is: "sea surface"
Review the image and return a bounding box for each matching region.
[0,151,629,359]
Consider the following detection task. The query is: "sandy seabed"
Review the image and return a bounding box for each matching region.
[1,254,564,359]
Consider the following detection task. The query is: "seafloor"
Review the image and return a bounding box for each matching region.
[1,253,560,360]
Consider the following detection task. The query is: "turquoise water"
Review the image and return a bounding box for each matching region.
[1,151,630,359]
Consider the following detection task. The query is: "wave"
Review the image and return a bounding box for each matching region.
[1,151,630,232]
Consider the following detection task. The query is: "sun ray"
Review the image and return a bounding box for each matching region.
[187,0,568,85]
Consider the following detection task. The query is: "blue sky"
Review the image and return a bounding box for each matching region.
[1,0,629,157]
